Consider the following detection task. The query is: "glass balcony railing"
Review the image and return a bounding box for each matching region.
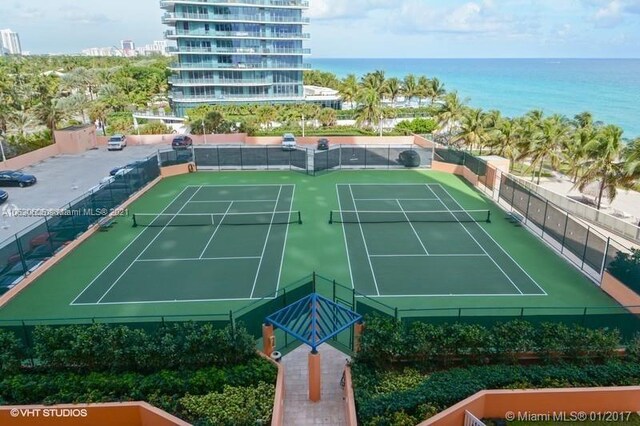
[169,77,273,85]
[161,0,310,9]
[169,62,311,69]
[162,12,309,23]
[170,92,304,102]
[170,46,310,54]
[164,29,310,39]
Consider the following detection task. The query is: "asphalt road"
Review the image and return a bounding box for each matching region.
[0,145,163,242]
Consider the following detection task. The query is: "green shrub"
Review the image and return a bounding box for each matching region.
[356,317,622,368]
[607,249,640,294]
[353,362,640,423]
[179,382,275,426]
[0,329,23,373]
[31,322,257,373]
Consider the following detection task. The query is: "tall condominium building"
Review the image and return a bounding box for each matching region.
[161,0,310,116]
[0,29,22,55]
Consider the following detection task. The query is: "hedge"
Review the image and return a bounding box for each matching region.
[3,322,256,373]
[353,362,640,423]
[357,317,623,368]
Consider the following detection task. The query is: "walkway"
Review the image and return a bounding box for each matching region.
[282,343,350,425]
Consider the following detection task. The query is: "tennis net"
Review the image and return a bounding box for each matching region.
[329,209,491,224]
[133,211,302,227]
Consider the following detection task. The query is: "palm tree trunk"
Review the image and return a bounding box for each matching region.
[597,179,606,210]
[536,156,545,185]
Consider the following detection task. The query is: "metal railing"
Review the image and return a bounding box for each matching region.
[161,0,309,8]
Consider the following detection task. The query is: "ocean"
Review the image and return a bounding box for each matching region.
[309,58,640,138]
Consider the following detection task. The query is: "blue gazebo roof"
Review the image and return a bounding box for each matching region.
[265,293,362,352]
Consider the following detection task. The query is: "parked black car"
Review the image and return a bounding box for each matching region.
[172,135,193,150]
[317,138,330,151]
[0,189,7,204]
[110,161,145,176]
[0,171,37,187]
[398,150,421,168]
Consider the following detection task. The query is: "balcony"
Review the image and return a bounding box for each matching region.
[169,62,311,70]
[169,92,304,102]
[162,12,310,24]
[170,46,311,55]
[169,77,273,86]
[164,29,310,39]
[160,0,309,9]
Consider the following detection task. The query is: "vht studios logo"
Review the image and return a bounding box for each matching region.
[1,204,20,218]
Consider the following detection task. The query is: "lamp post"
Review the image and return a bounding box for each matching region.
[379,114,383,137]
[202,122,207,144]
[302,114,305,138]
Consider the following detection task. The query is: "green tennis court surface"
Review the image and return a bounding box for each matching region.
[0,170,619,321]
[72,184,297,304]
[334,183,546,297]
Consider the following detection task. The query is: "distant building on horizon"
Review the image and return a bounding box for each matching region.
[137,40,170,56]
[121,40,136,57]
[0,29,22,55]
[81,47,123,57]
[161,0,311,116]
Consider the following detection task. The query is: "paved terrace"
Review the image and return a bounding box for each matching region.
[282,343,350,425]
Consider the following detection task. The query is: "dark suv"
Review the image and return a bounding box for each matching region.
[172,135,193,150]
[317,138,330,151]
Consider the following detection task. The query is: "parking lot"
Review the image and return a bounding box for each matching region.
[0,145,163,242]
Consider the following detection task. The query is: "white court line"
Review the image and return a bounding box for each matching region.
[349,184,381,296]
[337,184,355,290]
[96,187,203,304]
[250,185,283,299]
[358,293,545,298]
[199,202,233,259]
[370,254,488,258]
[72,296,274,306]
[353,198,440,201]
[274,185,296,296]
[434,183,548,296]
[427,184,524,295]
[135,256,261,262]
[70,186,191,306]
[189,199,279,203]
[193,184,291,187]
[396,199,430,255]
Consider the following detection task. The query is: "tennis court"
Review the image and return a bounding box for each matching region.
[71,184,299,305]
[333,183,547,297]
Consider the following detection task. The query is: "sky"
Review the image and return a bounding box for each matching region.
[1,0,640,57]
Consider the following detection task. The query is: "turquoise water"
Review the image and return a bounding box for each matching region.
[309,58,640,138]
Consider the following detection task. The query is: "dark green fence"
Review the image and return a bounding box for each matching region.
[0,155,160,296]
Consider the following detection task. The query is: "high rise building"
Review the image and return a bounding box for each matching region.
[160,0,310,116]
[0,29,22,55]
[121,40,136,57]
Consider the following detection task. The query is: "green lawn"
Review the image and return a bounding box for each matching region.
[0,170,619,322]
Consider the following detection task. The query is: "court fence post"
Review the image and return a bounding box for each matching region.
[520,307,524,317]
[458,308,462,319]
[560,212,569,255]
[332,280,336,303]
[312,272,316,293]
[541,200,549,238]
[599,238,611,283]
[352,289,355,312]
[582,307,588,326]
[394,307,398,321]
[580,227,591,270]
[229,310,235,330]
[21,320,34,367]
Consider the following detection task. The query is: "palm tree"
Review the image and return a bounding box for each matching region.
[624,137,640,177]
[354,88,382,129]
[385,77,402,106]
[318,108,337,127]
[489,118,519,168]
[436,92,467,144]
[566,112,598,182]
[339,74,359,109]
[403,74,418,106]
[361,70,387,100]
[88,101,111,135]
[34,99,68,138]
[8,109,36,137]
[577,125,633,210]
[255,105,277,129]
[519,114,570,184]
[455,108,488,153]
[417,76,430,107]
[427,78,446,105]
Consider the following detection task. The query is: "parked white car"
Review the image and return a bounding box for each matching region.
[281,133,297,151]
[107,134,127,151]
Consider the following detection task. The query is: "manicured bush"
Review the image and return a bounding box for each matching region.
[0,329,24,373]
[31,322,256,373]
[356,316,623,368]
[353,362,640,423]
[0,358,276,407]
[179,382,275,426]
